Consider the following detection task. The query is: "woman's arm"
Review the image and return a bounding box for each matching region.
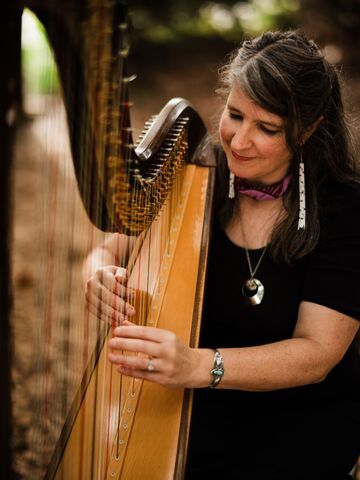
[108,301,359,390]
[208,301,359,391]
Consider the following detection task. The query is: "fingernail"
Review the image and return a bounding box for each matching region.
[115,267,126,279]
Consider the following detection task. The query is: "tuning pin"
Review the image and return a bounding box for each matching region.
[118,47,130,58]
[118,22,128,31]
[122,74,137,83]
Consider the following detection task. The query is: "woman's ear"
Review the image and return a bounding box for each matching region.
[301,116,324,143]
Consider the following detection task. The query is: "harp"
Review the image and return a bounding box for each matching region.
[2,0,216,478]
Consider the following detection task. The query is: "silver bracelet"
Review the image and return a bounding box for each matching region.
[208,349,224,388]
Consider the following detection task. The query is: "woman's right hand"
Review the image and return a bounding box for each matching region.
[85,266,136,326]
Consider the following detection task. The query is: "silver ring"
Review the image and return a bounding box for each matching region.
[146,357,155,372]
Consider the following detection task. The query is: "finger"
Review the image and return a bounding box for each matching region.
[86,288,133,316]
[95,267,134,301]
[114,268,137,304]
[113,325,175,343]
[115,365,158,382]
[108,336,161,357]
[86,270,125,302]
[108,352,160,372]
[122,319,136,326]
[86,292,130,325]
[87,282,135,316]
[87,302,127,326]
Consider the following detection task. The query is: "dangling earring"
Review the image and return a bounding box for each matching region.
[297,152,306,230]
[229,171,235,199]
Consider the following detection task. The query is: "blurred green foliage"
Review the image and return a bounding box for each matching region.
[21,9,58,95]
[20,1,300,95]
[130,0,300,43]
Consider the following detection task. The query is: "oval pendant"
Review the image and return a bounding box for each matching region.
[241,278,265,306]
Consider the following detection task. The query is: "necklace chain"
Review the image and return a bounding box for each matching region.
[237,204,283,305]
[240,221,267,305]
[238,204,284,279]
[244,246,267,279]
[238,215,268,280]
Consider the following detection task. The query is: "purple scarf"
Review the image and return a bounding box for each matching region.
[235,174,292,201]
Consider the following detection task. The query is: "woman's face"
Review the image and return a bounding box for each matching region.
[219,84,292,185]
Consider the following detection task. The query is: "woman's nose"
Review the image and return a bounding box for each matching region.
[231,124,252,151]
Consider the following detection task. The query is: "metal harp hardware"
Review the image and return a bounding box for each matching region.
[3,0,217,479]
[110,96,216,236]
[135,96,217,168]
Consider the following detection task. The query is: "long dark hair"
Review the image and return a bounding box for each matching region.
[217,30,359,264]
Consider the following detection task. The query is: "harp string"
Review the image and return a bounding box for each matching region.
[35,15,75,473]
[14,1,205,477]
[13,5,120,476]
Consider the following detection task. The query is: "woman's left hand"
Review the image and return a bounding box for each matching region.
[108,321,212,389]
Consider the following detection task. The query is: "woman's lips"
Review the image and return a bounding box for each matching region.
[231,150,256,161]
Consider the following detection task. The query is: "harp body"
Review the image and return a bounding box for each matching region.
[52,162,214,480]
[4,0,216,478]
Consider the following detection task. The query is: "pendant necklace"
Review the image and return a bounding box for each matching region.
[238,215,268,306]
[235,177,287,306]
[241,246,267,306]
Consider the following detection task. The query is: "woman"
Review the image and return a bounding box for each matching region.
[84,30,360,478]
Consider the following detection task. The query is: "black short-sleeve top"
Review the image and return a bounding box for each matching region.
[197,176,360,410]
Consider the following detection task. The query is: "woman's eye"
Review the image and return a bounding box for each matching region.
[229,112,243,120]
[260,125,279,136]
